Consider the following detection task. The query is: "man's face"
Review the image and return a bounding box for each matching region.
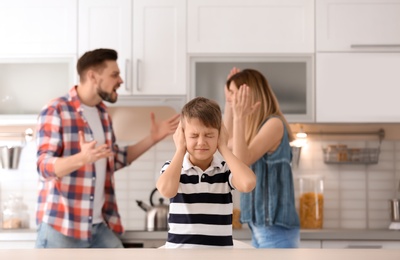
[183,117,219,170]
[95,60,123,103]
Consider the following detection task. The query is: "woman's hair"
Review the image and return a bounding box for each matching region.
[181,97,222,131]
[77,48,118,82]
[226,69,294,143]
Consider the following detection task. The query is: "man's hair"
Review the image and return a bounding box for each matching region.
[181,97,222,131]
[77,48,118,82]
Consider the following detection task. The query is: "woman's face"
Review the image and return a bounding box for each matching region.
[226,81,239,103]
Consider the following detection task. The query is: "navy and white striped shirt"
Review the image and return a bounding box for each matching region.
[161,153,234,248]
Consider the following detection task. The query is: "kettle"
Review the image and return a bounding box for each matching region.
[136,188,169,231]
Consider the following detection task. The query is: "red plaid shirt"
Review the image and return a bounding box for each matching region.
[36,86,128,240]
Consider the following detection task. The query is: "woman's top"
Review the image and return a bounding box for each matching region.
[240,116,300,228]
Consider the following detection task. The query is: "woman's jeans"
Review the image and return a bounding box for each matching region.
[248,222,300,248]
[35,222,124,248]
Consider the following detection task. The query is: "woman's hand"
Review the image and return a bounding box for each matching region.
[232,84,261,120]
[224,67,240,103]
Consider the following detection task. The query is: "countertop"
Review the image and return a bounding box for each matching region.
[1,248,400,260]
[1,228,400,242]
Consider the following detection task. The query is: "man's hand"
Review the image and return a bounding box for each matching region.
[150,112,180,143]
[78,131,113,164]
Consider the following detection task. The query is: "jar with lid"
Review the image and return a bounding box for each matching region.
[298,175,324,229]
[2,194,29,229]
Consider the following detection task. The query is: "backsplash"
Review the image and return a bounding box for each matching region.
[1,137,399,231]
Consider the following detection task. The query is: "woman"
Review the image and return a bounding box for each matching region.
[224,67,300,248]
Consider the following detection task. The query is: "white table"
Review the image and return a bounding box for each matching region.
[1,248,399,260]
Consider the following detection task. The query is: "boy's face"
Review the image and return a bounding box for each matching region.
[183,117,219,170]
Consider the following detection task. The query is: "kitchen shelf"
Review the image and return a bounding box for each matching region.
[315,129,384,165]
[323,147,380,165]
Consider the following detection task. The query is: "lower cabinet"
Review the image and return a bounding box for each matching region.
[322,240,400,249]
[300,240,322,248]
[0,241,35,249]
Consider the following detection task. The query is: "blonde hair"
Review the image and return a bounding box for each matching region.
[226,69,294,144]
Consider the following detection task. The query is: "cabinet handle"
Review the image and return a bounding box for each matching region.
[136,59,141,92]
[346,245,382,249]
[125,59,130,92]
[351,44,400,48]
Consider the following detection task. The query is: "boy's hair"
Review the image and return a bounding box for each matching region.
[77,48,118,82]
[181,97,222,131]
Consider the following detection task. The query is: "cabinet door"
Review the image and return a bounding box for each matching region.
[78,0,132,95]
[188,0,314,53]
[0,241,35,249]
[317,0,400,52]
[0,0,77,56]
[133,0,186,95]
[322,240,400,249]
[300,240,322,248]
[316,53,400,123]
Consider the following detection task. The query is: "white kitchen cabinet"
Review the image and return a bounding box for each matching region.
[0,0,77,56]
[79,0,186,96]
[322,240,400,249]
[187,0,314,54]
[0,241,35,249]
[316,53,400,123]
[316,0,400,52]
[300,240,322,248]
[78,0,132,95]
[0,57,76,125]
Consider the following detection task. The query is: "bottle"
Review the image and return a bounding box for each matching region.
[2,194,29,229]
[298,175,324,229]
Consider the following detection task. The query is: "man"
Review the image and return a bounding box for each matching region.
[35,48,180,248]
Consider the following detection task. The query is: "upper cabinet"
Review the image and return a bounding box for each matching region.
[78,0,186,97]
[315,0,400,123]
[316,0,400,52]
[187,0,315,54]
[0,0,77,56]
[78,0,132,95]
[316,53,400,123]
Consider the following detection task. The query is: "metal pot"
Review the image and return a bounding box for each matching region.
[0,146,23,169]
[136,188,169,231]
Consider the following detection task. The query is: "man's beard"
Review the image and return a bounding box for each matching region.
[97,84,118,103]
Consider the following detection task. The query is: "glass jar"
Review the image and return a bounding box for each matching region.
[298,175,324,229]
[2,194,29,229]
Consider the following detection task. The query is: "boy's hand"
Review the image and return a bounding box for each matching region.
[173,121,186,153]
[218,123,229,151]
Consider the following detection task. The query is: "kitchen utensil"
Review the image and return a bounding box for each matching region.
[388,180,400,230]
[136,188,169,231]
[291,146,301,168]
[0,146,23,169]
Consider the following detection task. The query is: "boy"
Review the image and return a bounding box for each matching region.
[156,97,256,248]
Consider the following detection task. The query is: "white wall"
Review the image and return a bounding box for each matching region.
[1,138,399,231]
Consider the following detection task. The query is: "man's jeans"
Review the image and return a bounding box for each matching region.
[35,222,124,248]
